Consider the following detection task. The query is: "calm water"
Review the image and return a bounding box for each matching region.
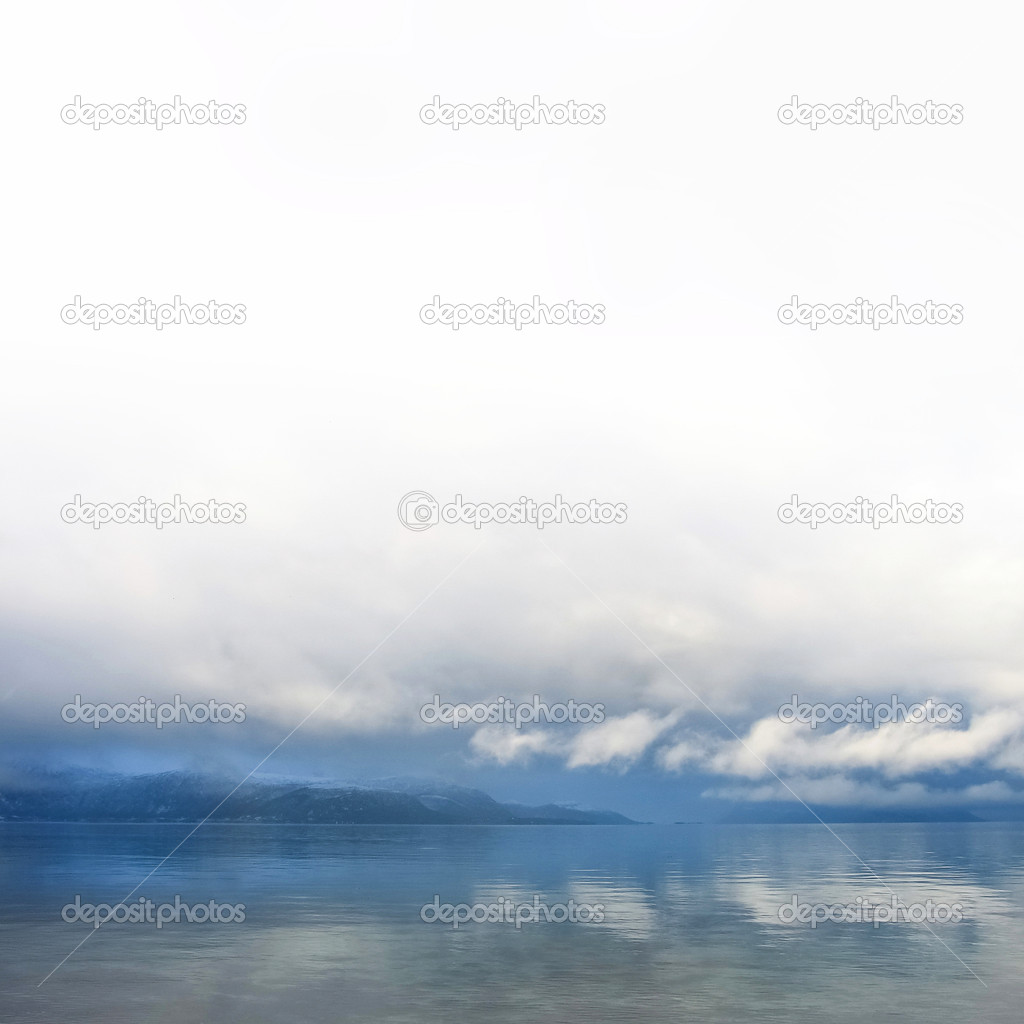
[0,822,1021,1022]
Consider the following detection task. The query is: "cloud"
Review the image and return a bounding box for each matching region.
[705,776,1022,808]
[467,709,680,770]
[566,710,681,769]
[468,727,558,766]
[673,709,1024,781]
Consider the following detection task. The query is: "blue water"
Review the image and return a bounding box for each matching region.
[1,822,1021,1022]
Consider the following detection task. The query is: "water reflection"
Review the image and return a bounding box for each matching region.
[1,822,1022,1022]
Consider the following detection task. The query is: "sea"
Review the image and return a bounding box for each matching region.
[1,821,1021,1022]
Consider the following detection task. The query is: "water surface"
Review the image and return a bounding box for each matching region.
[1,822,1020,1022]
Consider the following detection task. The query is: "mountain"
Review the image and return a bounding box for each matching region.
[501,802,638,825]
[0,769,637,825]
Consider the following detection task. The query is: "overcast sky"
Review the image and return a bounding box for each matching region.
[2,1,1023,821]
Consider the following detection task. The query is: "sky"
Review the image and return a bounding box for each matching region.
[1,1,1023,822]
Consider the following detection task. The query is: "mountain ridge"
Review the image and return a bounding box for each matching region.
[0,768,637,825]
